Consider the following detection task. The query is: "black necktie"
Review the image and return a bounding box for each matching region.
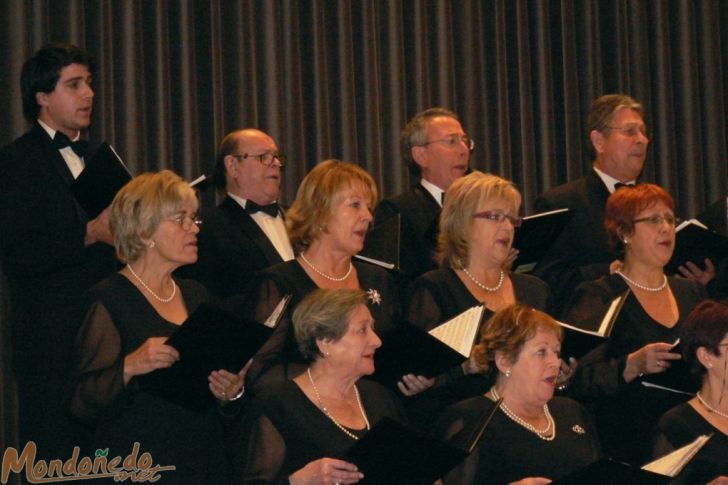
[53,132,88,157]
[246,200,279,217]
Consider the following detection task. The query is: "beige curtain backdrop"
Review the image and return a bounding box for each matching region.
[2,0,727,461]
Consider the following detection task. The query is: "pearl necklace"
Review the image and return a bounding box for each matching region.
[490,387,555,441]
[462,268,505,292]
[615,268,668,292]
[126,264,177,303]
[696,392,728,420]
[307,368,370,440]
[300,253,353,282]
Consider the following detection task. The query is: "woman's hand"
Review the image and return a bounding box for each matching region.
[624,342,682,382]
[209,359,252,402]
[123,337,179,383]
[677,258,716,286]
[289,457,363,484]
[556,357,578,389]
[397,374,435,396]
[707,476,728,485]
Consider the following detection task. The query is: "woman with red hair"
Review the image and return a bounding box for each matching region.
[563,183,707,465]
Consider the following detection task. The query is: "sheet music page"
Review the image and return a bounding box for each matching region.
[263,295,291,328]
[428,305,484,357]
[641,434,711,477]
[597,293,626,336]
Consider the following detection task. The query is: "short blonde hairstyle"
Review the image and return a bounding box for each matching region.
[286,159,378,253]
[110,170,197,263]
[437,171,521,268]
[471,304,563,377]
[293,288,369,362]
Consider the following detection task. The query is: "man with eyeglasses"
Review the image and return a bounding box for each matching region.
[179,128,294,298]
[0,45,117,462]
[532,93,650,313]
[370,108,472,279]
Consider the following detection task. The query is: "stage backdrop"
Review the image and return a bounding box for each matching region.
[1,0,727,459]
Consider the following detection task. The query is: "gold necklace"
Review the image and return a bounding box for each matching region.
[491,387,555,441]
[307,368,370,440]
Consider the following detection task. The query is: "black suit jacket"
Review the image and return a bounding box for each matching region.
[372,183,441,280]
[0,123,116,375]
[532,169,617,313]
[178,196,285,298]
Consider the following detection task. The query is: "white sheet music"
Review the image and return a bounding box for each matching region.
[428,305,484,357]
[642,434,711,477]
[263,295,291,328]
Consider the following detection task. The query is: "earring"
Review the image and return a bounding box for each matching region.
[505,369,511,378]
[149,240,156,249]
[708,363,713,369]
[325,351,330,357]
[622,238,629,245]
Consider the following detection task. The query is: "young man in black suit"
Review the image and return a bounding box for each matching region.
[371,108,473,279]
[0,44,116,460]
[533,94,649,313]
[181,129,294,298]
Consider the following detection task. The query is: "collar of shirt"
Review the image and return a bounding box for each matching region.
[38,119,81,143]
[592,166,635,194]
[420,178,445,207]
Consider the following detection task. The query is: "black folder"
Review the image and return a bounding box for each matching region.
[372,307,487,387]
[513,208,572,273]
[138,303,273,411]
[665,221,728,274]
[359,214,400,270]
[552,458,668,485]
[71,142,132,219]
[340,399,500,485]
[559,289,629,359]
[696,196,727,236]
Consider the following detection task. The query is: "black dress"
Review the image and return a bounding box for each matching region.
[438,396,602,485]
[242,259,401,394]
[653,402,728,484]
[241,378,406,484]
[563,274,706,465]
[403,268,551,427]
[71,273,225,484]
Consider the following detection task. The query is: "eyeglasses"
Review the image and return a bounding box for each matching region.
[231,151,286,168]
[473,210,523,227]
[607,124,649,138]
[168,214,203,230]
[420,134,475,151]
[632,215,679,227]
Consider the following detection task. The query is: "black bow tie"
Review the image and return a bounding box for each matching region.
[614,182,635,191]
[53,132,88,157]
[245,200,279,217]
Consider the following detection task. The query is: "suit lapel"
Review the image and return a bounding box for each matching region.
[219,196,284,265]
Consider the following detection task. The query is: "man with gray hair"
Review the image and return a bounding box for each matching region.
[371,108,473,279]
[533,94,650,311]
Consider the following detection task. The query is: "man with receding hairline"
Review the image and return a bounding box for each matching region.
[371,108,473,279]
[181,128,293,298]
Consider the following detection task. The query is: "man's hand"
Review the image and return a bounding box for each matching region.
[85,206,114,246]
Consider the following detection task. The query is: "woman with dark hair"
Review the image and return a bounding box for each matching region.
[563,183,706,465]
[438,304,601,485]
[242,288,405,484]
[653,300,728,484]
[244,160,401,394]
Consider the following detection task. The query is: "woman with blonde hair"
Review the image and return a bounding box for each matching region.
[71,171,244,483]
[244,160,401,394]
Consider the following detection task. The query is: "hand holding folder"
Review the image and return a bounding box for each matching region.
[138,303,274,410]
